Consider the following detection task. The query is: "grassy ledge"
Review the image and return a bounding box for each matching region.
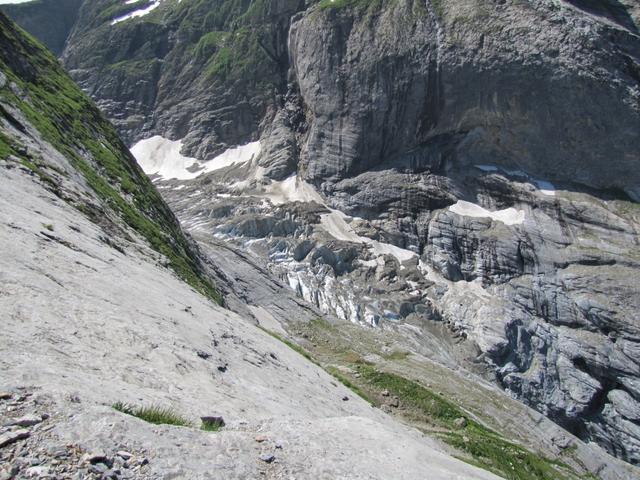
[353,364,589,480]
[258,325,375,403]
[273,318,597,480]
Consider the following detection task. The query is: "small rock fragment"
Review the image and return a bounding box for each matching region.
[201,416,225,429]
[6,414,43,427]
[25,466,49,478]
[0,392,11,401]
[453,417,467,429]
[381,390,390,397]
[46,446,67,458]
[388,397,400,408]
[84,452,110,466]
[0,429,30,448]
[116,451,133,460]
[259,453,275,464]
[254,435,268,443]
[342,396,349,401]
[89,463,108,475]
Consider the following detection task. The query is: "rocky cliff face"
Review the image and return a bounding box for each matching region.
[290,0,640,193]
[58,0,303,157]
[0,0,83,55]
[4,0,640,468]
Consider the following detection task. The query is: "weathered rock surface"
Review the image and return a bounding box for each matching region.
[290,0,640,193]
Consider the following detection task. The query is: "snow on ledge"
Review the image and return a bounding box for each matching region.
[263,175,325,205]
[111,0,161,25]
[320,210,417,263]
[255,175,417,263]
[130,136,260,180]
[448,200,525,226]
[475,164,556,197]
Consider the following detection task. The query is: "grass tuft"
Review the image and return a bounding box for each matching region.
[382,350,410,361]
[112,402,192,427]
[201,418,224,432]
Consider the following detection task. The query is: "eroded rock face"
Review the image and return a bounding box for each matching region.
[57,0,305,158]
[290,0,640,192]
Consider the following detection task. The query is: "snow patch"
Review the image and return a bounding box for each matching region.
[264,175,325,205]
[208,141,261,172]
[475,165,499,172]
[320,211,417,262]
[320,211,363,243]
[533,179,556,197]
[258,177,417,263]
[130,136,260,181]
[474,164,555,196]
[111,1,161,25]
[131,136,199,180]
[448,200,525,226]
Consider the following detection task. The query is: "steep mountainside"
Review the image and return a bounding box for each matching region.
[0,0,83,55]
[4,0,640,469]
[0,13,516,480]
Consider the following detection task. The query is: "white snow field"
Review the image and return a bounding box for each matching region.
[111,0,162,25]
[449,200,525,225]
[131,135,261,180]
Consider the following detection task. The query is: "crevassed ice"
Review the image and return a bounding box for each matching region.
[248,174,418,263]
[448,200,525,226]
[130,135,260,180]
